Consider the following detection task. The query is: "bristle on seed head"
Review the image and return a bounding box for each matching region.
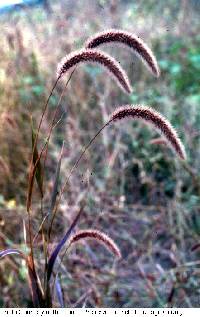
[86,29,160,77]
[57,48,132,94]
[69,229,121,258]
[109,105,186,160]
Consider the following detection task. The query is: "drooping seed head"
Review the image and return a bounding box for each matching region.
[85,29,160,77]
[57,48,132,94]
[109,105,186,160]
[69,229,121,258]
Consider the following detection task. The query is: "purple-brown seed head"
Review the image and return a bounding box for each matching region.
[109,105,186,160]
[57,48,132,94]
[85,29,160,77]
[69,229,121,258]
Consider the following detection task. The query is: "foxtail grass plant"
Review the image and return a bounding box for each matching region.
[0,29,186,307]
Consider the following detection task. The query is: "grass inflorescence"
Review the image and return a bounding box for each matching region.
[57,48,132,94]
[85,29,160,77]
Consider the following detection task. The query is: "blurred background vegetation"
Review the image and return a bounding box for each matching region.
[0,0,200,308]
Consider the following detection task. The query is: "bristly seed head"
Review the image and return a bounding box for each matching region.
[85,29,160,77]
[69,229,121,258]
[109,105,186,160]
[57,48,132,94]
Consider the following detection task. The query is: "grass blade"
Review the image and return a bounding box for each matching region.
[55,274,64,307]
[0,249,44,307]
[0,248,25,259]
[27,255,44,307]
[47,205,84,281]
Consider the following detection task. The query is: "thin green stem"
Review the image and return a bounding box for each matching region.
[48,120,111,239]
[27,76,60,213]
[40,67,77,196]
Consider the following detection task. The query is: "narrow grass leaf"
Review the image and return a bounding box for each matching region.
[0,249,43,307]
[27,255,44,307]
[47,205,84,281]
[0,248,25,259]
[55,274,64,307]
[27,266,42,307]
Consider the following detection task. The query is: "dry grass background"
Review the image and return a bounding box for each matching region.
[0,0,200,307]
